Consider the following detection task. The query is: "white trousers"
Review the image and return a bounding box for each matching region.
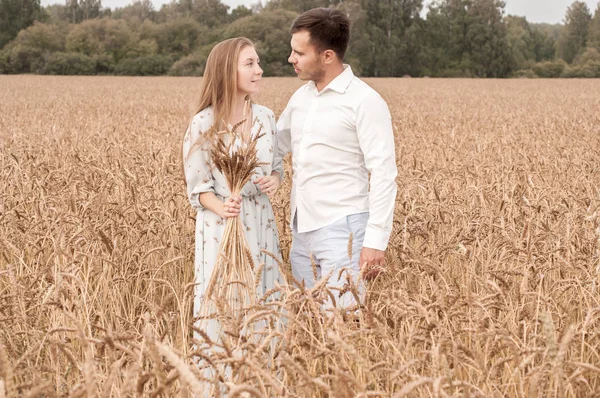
[290,212,368,308]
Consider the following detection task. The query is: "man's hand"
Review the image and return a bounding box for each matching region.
[360,247,386,280]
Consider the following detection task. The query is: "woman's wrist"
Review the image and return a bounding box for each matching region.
[215,201,226,218]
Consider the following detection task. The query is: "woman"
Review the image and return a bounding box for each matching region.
[182,38,284,337]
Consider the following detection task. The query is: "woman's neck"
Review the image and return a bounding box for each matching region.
[230,95,249,124]
[227,95,252,137]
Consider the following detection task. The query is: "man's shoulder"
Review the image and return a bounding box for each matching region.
[346,77,390,115]
[348,76,384,101]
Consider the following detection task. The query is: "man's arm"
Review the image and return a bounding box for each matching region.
[355,91,398,277]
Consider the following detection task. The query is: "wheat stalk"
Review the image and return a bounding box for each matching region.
[156,341,205,396]
[3,76,600,397]
[0,343,13,398]
[198,100,267,350]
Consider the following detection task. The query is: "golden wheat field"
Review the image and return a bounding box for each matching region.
[1,75,600,397]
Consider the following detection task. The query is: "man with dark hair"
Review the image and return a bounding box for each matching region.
[276,8,397,307]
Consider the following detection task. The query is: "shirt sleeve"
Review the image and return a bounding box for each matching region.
[355,91,398,251]
[268,110,284,183]
[182,114,215,210]
[275,102,292,159]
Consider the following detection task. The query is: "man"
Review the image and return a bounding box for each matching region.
[276,8,397,307]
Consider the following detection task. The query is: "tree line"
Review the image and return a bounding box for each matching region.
[1,0,600,77]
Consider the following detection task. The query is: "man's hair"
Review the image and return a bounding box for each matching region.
[290,8,350,60]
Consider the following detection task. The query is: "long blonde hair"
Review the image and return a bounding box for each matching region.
[194,37,254,131]
[181,37,255,179]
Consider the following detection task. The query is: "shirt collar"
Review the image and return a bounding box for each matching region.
[307,64,354,95]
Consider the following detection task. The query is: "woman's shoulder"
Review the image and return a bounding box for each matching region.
[192,106,214,123]
[252,103,275,120]
[189,106,214,134]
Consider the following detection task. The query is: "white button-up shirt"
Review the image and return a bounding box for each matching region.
[276,65,397,251]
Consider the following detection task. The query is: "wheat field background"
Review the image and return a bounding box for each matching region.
[1,76,600,397]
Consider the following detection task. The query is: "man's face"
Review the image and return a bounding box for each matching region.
[288,30,325,82]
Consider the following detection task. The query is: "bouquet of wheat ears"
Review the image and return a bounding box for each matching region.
[198,101,266,331]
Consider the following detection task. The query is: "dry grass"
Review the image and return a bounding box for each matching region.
[1,75,600,397]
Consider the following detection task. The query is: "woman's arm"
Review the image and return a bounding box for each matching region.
[199,192,241,218]
[254,171,280,198]
[183,113,241,217]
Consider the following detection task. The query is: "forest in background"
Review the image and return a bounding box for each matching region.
[1,0,600,77]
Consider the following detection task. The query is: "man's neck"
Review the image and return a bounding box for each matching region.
[315,63,345,92]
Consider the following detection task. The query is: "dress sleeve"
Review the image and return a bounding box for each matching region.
[182,114,214,210]
[268,110,284,183]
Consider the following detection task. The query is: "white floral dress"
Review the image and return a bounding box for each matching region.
[182,104,284,331]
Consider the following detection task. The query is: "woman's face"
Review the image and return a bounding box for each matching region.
[237,46,263,96]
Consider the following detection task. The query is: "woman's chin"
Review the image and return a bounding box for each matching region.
[239,89,259,97]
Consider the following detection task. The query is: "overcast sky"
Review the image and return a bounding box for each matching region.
[40,0,600,24]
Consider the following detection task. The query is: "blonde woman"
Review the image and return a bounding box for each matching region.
[182,38,284,338]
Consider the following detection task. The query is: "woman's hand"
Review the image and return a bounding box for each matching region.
[254,173,280,198]
[219,195,242,218]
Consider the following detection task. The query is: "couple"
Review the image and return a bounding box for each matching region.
[183,8,398,322]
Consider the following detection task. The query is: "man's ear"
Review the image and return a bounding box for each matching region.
[322,49,337,64]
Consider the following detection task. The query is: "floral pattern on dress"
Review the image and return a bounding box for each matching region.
[182,104,284,340]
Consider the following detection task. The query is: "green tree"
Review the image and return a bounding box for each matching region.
[230,5,252,21]
[168,44,212,76]
[0,0,42,49]
[557,1,592,63]
[422,0,472,76]
[66,18,132,63]
[66,22,103,55]
[41,4,70,24]
[588,3,600,50]
[264,0,334,13]
[114,54,172,75]
[532,58,567,77]
[506,15,535,70]
[224,9,298,76]
[65,0,103,23]
[465,0,511,77]
[358,0,424,77]
[531,23,563,41]
[112,0,155,22]
[5,0,598,77]
[530,25,557,61]
[191,0,229,27]
[156,0,229,27]
[140,18,210,57]
[337,0,371,75]
[574,46,600,64]
[562,45,600,77]
[422,0,512,77]
[0,21,65,72]
[43,51,96,74]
